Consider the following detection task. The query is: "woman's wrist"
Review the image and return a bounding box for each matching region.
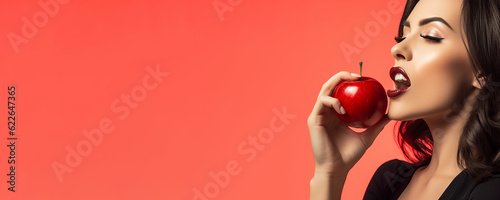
[310,172,348,200]
[312,170,348,184]
[313,166,350,179]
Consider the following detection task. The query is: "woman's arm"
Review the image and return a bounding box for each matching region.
[307,72,392,200]
[310,172,348,200]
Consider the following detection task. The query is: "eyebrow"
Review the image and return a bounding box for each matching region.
[403,17,454,31]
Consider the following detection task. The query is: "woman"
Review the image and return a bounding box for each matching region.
[308,0,500,199]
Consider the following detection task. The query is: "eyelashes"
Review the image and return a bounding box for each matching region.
[394,34,444,43]
[419,34,444,42]
[394,36,405,43]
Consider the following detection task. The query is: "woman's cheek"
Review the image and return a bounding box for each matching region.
[430,75,456,111]
[410,55,456,114]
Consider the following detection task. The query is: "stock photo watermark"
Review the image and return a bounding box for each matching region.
[339,0,403,63]
[51,64,169,183]
[6,86,17,192]
[7,0,70,54]
[213,0,243,21]
[192,106,296,200]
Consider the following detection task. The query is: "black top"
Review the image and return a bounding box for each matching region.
[363,159,500,200]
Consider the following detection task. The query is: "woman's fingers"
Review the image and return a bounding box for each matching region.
[321,95,344,115]
[309,96,342,122]
[360,114,392,148]
[318,71,361,98]
[310,71,360,117]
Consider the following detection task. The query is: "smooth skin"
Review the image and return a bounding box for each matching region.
[308,0,484,199]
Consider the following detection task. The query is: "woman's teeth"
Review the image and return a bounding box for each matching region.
[395,73,408,82]
[394,73,410,88]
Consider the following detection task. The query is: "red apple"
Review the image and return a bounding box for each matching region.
[332,76,387,128]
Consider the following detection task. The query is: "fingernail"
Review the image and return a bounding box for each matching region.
[340,106,346,115]
[351,73,361,77]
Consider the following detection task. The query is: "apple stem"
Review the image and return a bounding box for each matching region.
[359,61,363,80]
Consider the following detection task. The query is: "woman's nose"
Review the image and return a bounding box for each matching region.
[391,40,412,61]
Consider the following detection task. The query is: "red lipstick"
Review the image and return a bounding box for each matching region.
[387,67,411,98]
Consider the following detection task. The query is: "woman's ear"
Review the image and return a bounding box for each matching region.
[472,73,486,89]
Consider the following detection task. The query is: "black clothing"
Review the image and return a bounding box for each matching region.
[363,159,500,200]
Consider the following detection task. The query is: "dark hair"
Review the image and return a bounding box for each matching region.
[395,0,500,182]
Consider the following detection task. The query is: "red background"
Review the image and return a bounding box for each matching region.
[0,0,406,199]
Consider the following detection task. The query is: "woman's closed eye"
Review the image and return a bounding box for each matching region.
[394,34,444,43]
[419,34,444,43]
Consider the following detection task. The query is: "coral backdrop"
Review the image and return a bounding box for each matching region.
[0,0,406,199]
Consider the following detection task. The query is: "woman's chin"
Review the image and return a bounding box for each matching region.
[387,112,400,121]
[388,109,415,121]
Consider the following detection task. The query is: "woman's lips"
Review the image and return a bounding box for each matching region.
[387,66,411,98]
[387,87,409,98]
[389,66,411,84]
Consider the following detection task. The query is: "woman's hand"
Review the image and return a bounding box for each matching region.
[307,71,391,177]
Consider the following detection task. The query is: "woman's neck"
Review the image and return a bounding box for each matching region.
[421,88,479,177]
[421,117,463,177]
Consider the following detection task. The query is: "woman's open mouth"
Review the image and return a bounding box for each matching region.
[387,66,411,98]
